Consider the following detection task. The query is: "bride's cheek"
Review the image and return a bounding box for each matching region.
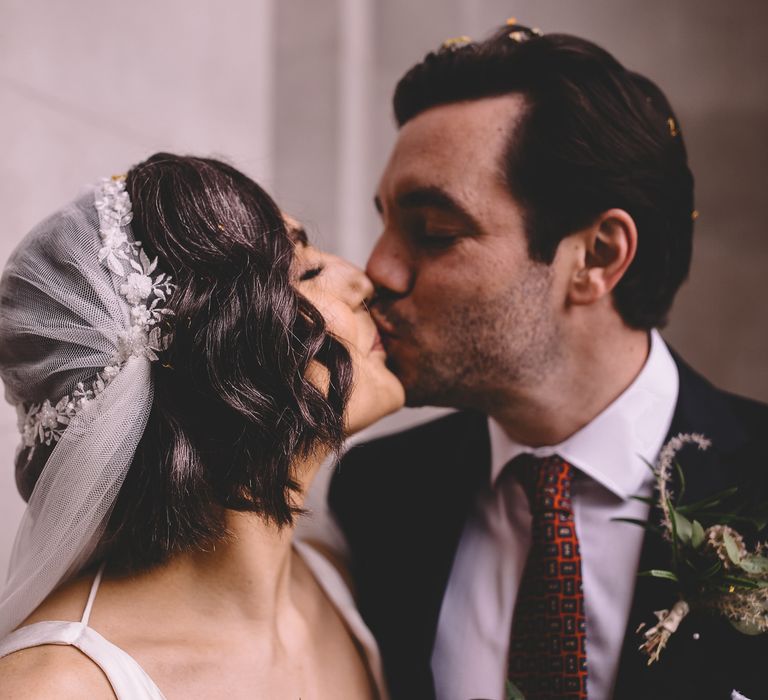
[305,359,331,395]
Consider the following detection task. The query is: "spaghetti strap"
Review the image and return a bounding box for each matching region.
[80,563,106,626]
[0,546,387,699]
[0,559,166,700]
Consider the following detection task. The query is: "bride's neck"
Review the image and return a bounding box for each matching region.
[141,450,327,625]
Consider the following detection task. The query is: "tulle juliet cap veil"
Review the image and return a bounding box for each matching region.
[0,177,174,637]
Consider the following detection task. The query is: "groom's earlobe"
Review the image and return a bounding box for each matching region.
[567,208,638,307]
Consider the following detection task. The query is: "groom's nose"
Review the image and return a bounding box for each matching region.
[366,229,412,299]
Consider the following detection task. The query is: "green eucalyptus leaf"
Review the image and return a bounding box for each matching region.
[739,555,768,575]
[698,513,754,527]
[506,680,526,700]
[639,569,679,582]
[611,517,662,535]
[629,495,656,506]
[729,617,767,636]
[745,500,768,532]
[721,575,761,590]
[676,486,739,516]
[723,530,742,565]
[667,498,681,569]
[699,559,722,579]
[674,461,687,502]
[640,456,656,474]
[670,507,693,546]
[691,520,706,549]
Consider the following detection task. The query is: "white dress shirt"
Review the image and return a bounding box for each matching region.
[431,330,679,700]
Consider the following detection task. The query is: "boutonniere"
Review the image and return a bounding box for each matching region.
[627,433,768,664]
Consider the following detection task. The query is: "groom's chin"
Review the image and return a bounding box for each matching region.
[383,344,448,407]
[400,373,446,409]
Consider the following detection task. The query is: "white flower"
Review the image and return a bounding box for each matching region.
[102,364,121,381]
[72,387,92,409]
[100,225,128,251]
[121,272,154,305]
[22,415,38,447]
[98,226,130,276]
[38,400,59,430]
[130,305,152,328]
[116,325,156,363]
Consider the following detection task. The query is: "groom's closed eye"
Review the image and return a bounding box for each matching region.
[407,215,465,249]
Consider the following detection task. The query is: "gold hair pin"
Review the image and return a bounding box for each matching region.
[508,24,543,42]
[667,117,679,137]
[441,35,472,50]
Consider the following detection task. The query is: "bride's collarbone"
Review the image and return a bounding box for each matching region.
[3,561,376,700]
[95,574,374,699]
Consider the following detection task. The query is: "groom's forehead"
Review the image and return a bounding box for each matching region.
[379,96,524,195]
[396,95,523,154]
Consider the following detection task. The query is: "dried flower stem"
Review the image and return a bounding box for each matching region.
[656,433,711,530]
[640,600,690,664]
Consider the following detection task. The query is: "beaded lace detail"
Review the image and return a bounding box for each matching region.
[19,176,175,447]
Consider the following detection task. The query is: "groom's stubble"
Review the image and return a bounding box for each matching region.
[379,260,563,411]
[369,95,569,413]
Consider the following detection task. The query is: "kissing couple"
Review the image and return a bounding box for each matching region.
[0,22,766,700]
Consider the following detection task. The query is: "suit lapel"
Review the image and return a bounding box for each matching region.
[353,410,491,700]
[408,411,492,693]
[614,355,751,697]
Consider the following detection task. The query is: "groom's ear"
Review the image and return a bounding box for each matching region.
[565,208,638,307]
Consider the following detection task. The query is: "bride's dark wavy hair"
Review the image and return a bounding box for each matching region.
[94,153,354,571]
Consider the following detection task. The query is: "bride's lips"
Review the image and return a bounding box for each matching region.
[371,329,385,352]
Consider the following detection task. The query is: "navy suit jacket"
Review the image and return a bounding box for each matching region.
[329,355,768,699]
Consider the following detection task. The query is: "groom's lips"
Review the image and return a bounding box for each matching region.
[371,309,398,338]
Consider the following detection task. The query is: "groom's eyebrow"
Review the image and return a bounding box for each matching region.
[395,187,481,230]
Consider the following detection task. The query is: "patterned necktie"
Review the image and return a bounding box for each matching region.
[507,454,588,700]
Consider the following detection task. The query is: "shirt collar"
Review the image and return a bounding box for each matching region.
[488,329,680,500]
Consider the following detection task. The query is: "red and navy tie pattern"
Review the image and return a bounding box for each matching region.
[507,454,588,700]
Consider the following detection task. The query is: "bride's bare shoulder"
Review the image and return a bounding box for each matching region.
[0,573,115,698]
[0,644,116,699]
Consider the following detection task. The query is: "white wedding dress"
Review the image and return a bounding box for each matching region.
[0,541,388,699]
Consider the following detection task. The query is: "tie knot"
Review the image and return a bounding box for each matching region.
[511,454,575,516]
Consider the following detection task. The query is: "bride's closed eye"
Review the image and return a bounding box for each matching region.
[299,265,324,282]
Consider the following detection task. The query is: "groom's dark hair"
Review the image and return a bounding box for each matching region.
[394,25,695,329]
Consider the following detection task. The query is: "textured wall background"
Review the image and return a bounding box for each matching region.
[1,0,766,576]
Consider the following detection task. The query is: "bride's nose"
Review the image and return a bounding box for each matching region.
[342,258,375,307]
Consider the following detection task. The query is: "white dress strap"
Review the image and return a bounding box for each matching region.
[294,540,390,700]
[81,562,106,626]
[0,568,166,700]
[0,547,387,700]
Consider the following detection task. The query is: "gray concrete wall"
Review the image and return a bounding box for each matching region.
[1,0,766,576]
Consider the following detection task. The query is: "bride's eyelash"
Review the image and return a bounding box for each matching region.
[299,265,324,281]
